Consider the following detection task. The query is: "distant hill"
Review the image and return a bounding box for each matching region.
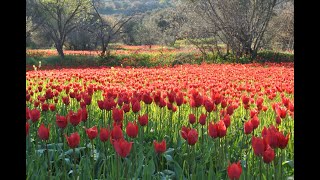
[98,0,173,15]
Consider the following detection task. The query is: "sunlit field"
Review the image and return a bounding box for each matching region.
[26,62,293,179]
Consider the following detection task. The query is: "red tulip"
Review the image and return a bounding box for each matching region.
[68,110,82,127]
[227,161,242,180]
[122,103,130,113]
[65,132,80,148]
[221,99,228,109]
[226,105,234,115]
[187,129,198,145]
[83,94,92,105]
[159,98,167,108]
[86,126,98,140]
[26,122,30,136]
[250,109,258,118]
[38,123,49,141]
[99,127,110,142]
[189,114,196,125]
[138,114,148,126]
[80,101,86,109]
[252,136,266,156]
[167,91,175,104]
[223,114,230,128]
[217,120,227,138]
[208,122,218,138]
[256,97,264,107]
[277,132,290,149]
[276,116,281,125]
[262,106,268,112]
[204,99,214,112]
[34,101,40,108]
[199,113,207,126]
[213,92,222,105]
[175,93,184,106]
[242,95,250,105]
[251,115,260,129]
[244,120,253,134]
[288,102,294,112]
[112,108,124,123]
[276,107,287,119]
[194,94,203,107]
[29,109,40,123]
[117,97,124,107]
[62,96,70,106]
[56,114,68,129]
[111,125,123,141]
[105,98,116,111]
[154,140,166,154]
[172,106,177,112]
[167,102,173,110]
[26,107,30,121]
[132,101,141,113]
[126,122,139,138]
[41,103,49,112]
[181,126,190,140]
[80,108,88,122]
[262,125,281,148]
[282,97,289,107]
[263,145,275,163]
[113,139,133,158]
[142,93,153,104]
[97,100,105,110]
[49,104,55,111]
[113,121,123,129]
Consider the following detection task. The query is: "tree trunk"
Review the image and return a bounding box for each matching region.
[56,43,65,59]
[251,49,258,60]
[226,44,229,54]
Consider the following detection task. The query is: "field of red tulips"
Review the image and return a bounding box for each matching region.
[26,63,294,179]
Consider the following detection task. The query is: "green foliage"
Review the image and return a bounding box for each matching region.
[256,51,294,63]
[26,49,293,71]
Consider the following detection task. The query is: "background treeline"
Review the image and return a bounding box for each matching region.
[26,0,293,62]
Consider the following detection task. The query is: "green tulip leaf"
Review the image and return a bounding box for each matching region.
[163,154,173,162]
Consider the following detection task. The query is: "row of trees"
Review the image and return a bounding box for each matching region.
[26,0,293,59]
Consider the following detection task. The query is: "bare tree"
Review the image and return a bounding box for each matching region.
[26,0,45,39]
[91,0,136,57]
[33,0,91,59]
[263,0,294,51]
[191,0,286,60]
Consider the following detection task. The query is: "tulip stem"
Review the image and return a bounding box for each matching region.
[259,157,262,180]
[267,164,269,180]
[214,138,217,173]
[178,106,181,139]
[91,140,95,178]
[45,141,51,180]
[201,125,204,145]
[146,105,149,133]
[280,149,283,180]
[274,149,277,180]
[218,138,220,170]
[103,142,107,178]
[117,155,120,180]
[109,111,111,128]
[73,148,77,180]
[245,135,248,180]
[252,152,255,179]
[61,130,67,179]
